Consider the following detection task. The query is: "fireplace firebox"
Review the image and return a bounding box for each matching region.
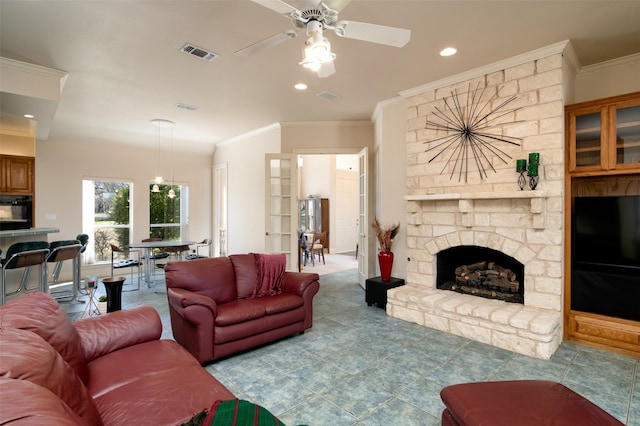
[436,245,525,304]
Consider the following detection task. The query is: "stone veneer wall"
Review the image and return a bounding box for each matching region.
[387,51,567,359]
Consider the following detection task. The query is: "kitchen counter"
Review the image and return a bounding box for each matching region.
[0,228,60,257]
[0,228,60,238]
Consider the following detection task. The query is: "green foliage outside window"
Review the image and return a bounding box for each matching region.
[149,184,181,240]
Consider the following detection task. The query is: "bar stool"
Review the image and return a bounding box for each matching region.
[75,233,90,296]
[46,240,83,302]
[1,241,50,305]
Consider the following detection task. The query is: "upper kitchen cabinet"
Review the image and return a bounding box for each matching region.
[1,155,35,195]
[566,92,640,175]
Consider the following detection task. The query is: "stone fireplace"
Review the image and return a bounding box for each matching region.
[387,44,570,359]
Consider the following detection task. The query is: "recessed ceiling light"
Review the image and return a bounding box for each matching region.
[294,83,308,90]
[440,47,457,57]
[24,114,34,118]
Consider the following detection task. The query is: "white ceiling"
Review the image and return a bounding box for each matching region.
[1,0,639,154]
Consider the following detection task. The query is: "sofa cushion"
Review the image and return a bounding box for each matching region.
[86,339,202,398]
[229,254,258,299]
[215,299,266,327]
[0,378,86,426]
[92,364,235,426]
[0,328,103,426]
[166,257,237,305]
[0,291,89,383]
[254,293,303,315]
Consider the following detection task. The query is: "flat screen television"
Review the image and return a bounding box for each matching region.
[573,195,640,269]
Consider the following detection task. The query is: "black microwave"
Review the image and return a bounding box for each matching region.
[0,195,33,231]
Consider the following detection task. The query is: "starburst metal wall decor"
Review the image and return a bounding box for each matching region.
[423,82,522,182]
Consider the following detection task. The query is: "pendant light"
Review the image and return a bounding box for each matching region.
[150,119,174,193]
[167,125,176,199]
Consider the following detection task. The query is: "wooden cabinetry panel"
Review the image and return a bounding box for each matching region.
[565,92,640,357]
[568,312,640,357]
[0,155,34,195]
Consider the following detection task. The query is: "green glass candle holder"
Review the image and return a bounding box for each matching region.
[516,159,527,172]
[529,152,540,164]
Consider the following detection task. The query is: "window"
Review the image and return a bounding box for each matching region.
[149,183,188,240]
[82,180,132,264]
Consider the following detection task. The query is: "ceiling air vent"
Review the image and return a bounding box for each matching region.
[180,43,218,62]
[176,103,199,111]
[317,91,338,101]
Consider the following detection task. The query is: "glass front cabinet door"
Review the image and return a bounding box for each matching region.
[567,93,640,173]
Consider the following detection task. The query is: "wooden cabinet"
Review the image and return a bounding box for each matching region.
[564,92,640,358]
[566,91,640,174]
[299,197,329,251]
[0,155,35,195]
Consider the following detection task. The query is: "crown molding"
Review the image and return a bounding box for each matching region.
[578,52,640,75]
[0,57,68,100]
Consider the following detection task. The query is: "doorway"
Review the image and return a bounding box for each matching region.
[298,154,359,255]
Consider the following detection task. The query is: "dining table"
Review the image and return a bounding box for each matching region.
[129,240,195,285]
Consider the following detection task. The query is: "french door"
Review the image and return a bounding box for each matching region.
[264,154,298,271]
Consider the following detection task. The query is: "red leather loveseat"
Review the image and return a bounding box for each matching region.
[0,291,235,425]
[165,254,320,364]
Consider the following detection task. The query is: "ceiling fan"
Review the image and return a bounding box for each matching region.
[236,0,411,77]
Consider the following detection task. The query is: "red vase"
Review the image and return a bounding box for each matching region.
[378,251,394,282]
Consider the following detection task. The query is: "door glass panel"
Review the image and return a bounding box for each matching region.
[265,155,297,270]
[575,112,602,167]
[616,105,640,165]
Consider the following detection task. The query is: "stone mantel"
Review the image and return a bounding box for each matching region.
[405,191,560,230]
[404,190,556,201]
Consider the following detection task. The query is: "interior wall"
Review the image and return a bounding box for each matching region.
[280,121,373,153]
[35,139,212,278]
[213,125,281,255]
[573,53,640,103]
[300,155,332,198]
[0,113,36,156]
[372,99,408,280]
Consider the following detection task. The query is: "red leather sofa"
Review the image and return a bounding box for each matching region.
[440,380,624,425]
[164,254,320,364]
[0,291,235,425]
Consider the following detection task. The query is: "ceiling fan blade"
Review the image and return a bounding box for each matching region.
[234,30,297,57]
[317,61,335,78]
[251,0,299,16]
[324,0,352,12]
[334,20,411,47]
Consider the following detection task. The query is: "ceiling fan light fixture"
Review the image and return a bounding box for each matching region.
[300,35,335,72]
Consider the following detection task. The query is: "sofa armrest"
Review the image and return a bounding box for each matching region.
[166,287,218,364]
[167,287,218,319]
[74,305,162,362]
[280,272,320,296]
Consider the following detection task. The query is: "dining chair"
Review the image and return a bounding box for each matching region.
[110,244,141,291]
[310,231,327,266]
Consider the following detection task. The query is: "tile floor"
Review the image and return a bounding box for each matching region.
[62,256,639,426]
